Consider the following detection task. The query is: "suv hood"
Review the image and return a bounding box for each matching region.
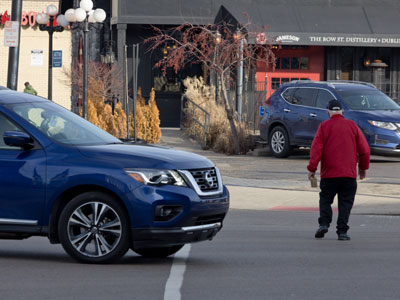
[346,110,400,122]
[77,144,214,170]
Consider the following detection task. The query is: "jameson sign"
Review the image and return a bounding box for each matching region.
[266,32,400,47]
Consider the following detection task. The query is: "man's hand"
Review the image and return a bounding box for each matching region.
[359,169,366,180]
[308,172,315,180]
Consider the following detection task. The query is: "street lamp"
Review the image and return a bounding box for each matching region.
[61,0,106,119]
[234,28,244,123]
[36,5,68,100]
[214,31,222,103]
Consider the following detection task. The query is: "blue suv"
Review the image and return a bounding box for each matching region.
[0,90,229,263]
[260,80,400,158]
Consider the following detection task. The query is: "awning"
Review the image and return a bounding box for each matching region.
[114,0,400,47]
[221,1,400,47]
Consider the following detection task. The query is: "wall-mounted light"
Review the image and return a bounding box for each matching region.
[215,31,222,44]
[364,58,371,67]
[233,28,242,41]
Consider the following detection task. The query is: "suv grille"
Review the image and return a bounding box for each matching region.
[188,168,219,192]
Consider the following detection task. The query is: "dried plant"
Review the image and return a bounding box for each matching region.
[146,15,275,154]
[183,77,250,154]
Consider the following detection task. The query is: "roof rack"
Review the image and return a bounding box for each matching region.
[327,80,376,88]
[291,80,335,89]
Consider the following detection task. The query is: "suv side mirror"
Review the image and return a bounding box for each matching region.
[3,131,34,150]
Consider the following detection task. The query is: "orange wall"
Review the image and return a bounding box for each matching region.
[257,46,325,97]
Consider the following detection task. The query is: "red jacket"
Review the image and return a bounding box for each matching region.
[307,114,370,179]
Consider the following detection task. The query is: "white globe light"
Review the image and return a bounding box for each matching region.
[36,13,45,24]
[64,9,76,22]
[74,7,87,22]
[88,10,96,23]
[57,14,69,27]
[46,4,58,16]
[93,8,106,23]
[80,0,93,12]
[37,13,50,24]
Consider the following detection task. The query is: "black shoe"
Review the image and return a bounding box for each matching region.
[315,225,329,238]
[337,233,351,241]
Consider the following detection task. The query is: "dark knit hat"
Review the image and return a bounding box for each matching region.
[327,99,342,111]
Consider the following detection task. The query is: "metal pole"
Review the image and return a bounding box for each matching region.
[125,45,129,139]
[132,44,138,142]
[82,18,89,119]
[48,16,54,100]
[236,38,244,123]
[6,0,22,90]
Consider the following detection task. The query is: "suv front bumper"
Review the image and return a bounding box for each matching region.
[132,222,222,249]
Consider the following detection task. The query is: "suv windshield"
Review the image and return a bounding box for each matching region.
[337,89,400,110]
[7,101,123,145]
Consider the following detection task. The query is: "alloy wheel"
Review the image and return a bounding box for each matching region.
[271,131,285,153]
[67,201,122,258]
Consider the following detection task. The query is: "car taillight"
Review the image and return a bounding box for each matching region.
[265,97,272,108]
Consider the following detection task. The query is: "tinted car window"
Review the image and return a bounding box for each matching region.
[8,101,123,145]
[291,88,317,106]
[337,89,400,110]
[315,89,335,109]
[0,113,23,150]
[282,88,293,101]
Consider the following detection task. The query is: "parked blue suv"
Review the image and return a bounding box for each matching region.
[0,90,229,263]
[260,80,400,158]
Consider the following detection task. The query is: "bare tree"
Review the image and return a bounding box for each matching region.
[146,16,275,154]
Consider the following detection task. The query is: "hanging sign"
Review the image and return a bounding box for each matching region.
[4,21,19,47]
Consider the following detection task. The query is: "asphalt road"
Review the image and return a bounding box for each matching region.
[2,210,400,300]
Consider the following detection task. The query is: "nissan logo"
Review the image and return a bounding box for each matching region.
[204,171,214,187]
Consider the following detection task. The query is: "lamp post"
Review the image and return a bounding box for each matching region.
[61,0,106,119]
[234,29,244,123]
[214,31,221,103]
[36,5,68,100]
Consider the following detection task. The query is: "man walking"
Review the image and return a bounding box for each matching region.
[23,82,38,95]
[307,99,370,241]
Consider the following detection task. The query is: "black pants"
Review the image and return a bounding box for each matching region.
[319,177,357,234]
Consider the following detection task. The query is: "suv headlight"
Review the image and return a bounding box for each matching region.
[368,120,397,131]
[124,169,187,187]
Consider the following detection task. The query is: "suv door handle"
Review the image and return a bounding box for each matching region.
[284,109,291,113]
[309,113,317,117]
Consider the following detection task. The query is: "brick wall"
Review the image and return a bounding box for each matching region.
[0,0,72,109]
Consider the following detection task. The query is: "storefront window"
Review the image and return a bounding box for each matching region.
[299,57,309,70]
[281,57,290,69]
[291,58,299,69]
[271,78,280,89]
[152,45,203,93]
[153,68,182,93]
[275,57,309,70]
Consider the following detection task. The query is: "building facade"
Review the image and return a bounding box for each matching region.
[109,0,400,127]
[0,0,71,109]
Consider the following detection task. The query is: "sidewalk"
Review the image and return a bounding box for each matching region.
[160,128,400,215]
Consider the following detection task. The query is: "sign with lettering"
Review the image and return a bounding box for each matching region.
[4,21,19,47]
[0,10,60,27]
[31,50,43,66]
[259,32,400,48]
[52,50,62,68]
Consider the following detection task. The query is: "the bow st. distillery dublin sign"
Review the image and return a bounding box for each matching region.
[264,32,400,47]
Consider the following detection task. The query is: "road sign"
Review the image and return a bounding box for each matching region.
[259,106,265,117]
[52,50,62,68]
[4,21,19,47]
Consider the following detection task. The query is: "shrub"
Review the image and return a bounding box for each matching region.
[183,77,250,154]
[129,87,161,143]
[87,79,127,138]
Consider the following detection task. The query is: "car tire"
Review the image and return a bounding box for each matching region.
[134,245,184,258]
[58,191,131,264]
[269,126,291,158]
